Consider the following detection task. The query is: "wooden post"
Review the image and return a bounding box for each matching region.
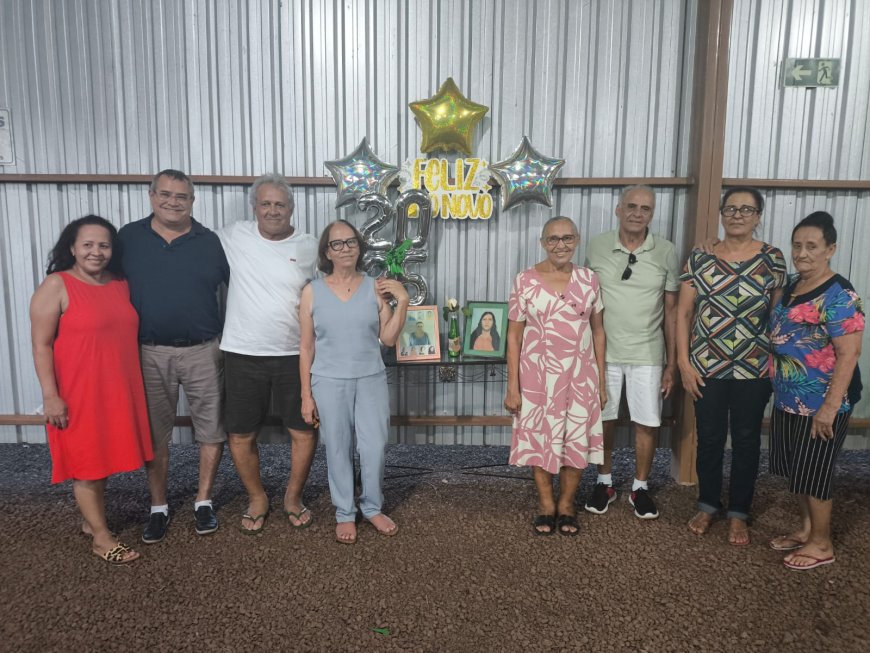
[672,0,734,485]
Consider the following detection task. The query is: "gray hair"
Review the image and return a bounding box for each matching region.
[249,173,294,208]
[617,184,656,207]
[540,216,578,239]
[150,169,194,196]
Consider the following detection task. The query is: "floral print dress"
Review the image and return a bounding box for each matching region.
[508,265,605,474]
[770,274,865,415]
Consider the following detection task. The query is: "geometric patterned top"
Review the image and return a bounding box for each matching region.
[680,244,786,379]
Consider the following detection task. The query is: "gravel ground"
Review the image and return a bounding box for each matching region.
[1,443,868,652]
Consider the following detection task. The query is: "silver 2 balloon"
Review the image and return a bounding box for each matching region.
[357,189,432,306]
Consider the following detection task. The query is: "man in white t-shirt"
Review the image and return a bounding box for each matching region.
[220,173,319,533]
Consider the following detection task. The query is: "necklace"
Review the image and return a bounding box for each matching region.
[329,274,358,293]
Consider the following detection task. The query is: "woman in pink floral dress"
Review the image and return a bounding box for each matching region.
[504,216,607,536]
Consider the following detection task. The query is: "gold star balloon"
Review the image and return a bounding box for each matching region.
[409,78,489,155]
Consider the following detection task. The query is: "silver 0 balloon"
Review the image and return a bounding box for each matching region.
[394,188,432,250]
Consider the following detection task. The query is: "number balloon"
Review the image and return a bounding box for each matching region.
[394,188,431,250]
[357,193,394,252]
[353,189,433,306]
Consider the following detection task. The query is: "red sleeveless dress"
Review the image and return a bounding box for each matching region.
[47,273,153,483]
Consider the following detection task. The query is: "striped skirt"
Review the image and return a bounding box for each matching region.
[769,407,851,500]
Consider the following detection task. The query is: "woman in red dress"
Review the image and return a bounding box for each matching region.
[30,215,153,564]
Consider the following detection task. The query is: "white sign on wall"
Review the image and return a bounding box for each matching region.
[0,109,15,165]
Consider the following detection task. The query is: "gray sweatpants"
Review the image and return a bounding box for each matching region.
[311,371,390,522]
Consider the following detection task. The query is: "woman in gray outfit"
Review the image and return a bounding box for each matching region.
[299,220,409,544]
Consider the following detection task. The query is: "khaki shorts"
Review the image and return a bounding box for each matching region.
[140,339,225,447]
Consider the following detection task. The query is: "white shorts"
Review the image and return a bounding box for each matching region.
[600,363,663,427]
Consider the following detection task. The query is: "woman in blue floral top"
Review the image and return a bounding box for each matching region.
[677,187,787,546]
[768,211,864,571]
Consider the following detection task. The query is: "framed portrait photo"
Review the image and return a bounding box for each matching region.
[396,305,441,362]
[462,301,508,358]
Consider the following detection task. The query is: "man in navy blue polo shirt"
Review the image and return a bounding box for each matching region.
[119,169,230,543]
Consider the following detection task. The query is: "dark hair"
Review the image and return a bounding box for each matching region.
[720,187,765,214]
[792,211,837,245]
[317,220,367,274]
[46,215,123,277]
[469,311,501,351]
[150,169,194,195]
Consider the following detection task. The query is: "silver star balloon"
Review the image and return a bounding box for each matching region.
[489,136,565,211]
[324,138,399,208]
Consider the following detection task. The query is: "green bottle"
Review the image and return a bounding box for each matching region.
[447,313,461,358]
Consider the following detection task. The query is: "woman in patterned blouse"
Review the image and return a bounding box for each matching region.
[768,212,864,571]
[676,188,787,545]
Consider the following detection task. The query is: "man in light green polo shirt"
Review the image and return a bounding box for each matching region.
[583,185,679,519]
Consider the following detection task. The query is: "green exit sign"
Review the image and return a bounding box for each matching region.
[783,58,840,88]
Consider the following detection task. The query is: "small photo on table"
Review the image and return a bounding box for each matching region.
[462,301,508,358]
[397,305,441,362]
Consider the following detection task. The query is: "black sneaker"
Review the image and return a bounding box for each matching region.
[142,512,170,544]
[629,488,659,520]
[194,504,219,536]
[584,483,617,514]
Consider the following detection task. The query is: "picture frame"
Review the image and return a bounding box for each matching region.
[462,301,508,358]
[396,305,441,362]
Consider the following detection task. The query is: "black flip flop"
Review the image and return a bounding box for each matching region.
[557,514,580,536]
[533,514,556,536]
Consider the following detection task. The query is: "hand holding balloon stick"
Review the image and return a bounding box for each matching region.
[384,239,413,277]
[379,239,413,307]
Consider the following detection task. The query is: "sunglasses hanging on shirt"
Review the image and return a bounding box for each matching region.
[621,253,637,281]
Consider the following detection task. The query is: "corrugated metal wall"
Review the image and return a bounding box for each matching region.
[725,0,870,427]
[1,0,867,445]
[0,0,696,445]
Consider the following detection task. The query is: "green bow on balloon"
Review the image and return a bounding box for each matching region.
[384,239,413,276]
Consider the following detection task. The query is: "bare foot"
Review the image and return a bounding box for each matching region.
[335,522,357,544]
[283,489,313,527]
[769,533,807,551]
[784,541,835,567]
[367,513,398,536]
[556,500,579,535]
[727,518,750,546]
[240,495,270,532]
[688,511,714,535]
[92,537,139,564]
[283,503,313,527]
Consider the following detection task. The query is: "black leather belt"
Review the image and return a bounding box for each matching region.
[140,338,211,348]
